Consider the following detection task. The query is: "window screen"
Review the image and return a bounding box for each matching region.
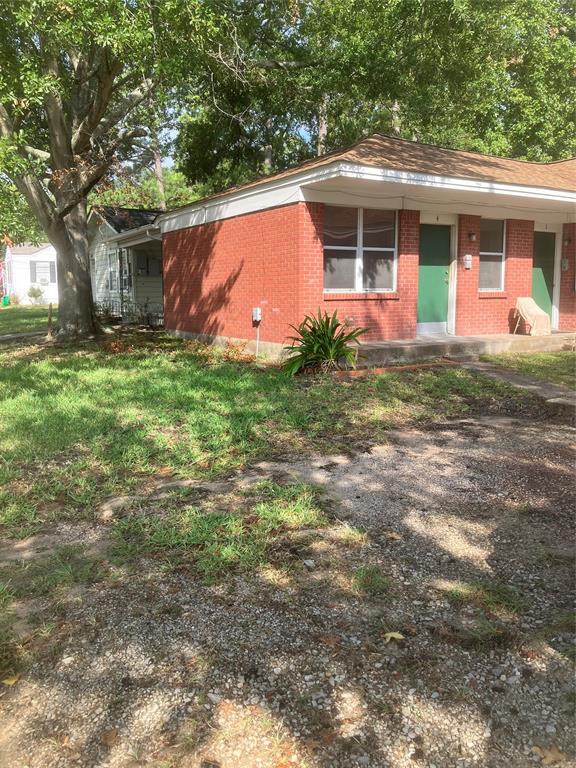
[479,219,505,291]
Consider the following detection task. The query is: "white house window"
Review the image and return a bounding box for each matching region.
[106,251,119,291]
[30,261,56,284]
[479,219,505,291]
[119,250,132,291]
[324,206,397,292]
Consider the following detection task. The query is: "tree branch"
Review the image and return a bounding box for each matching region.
[71,50,123,154]
[56,127,147,217]
[91,78,155,140]
[0,106,56,231]
[253,59,315,70]
[41,43,74,167]
[22,145,51,162]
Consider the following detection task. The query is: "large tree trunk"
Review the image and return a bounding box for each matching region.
[49,200,98,339]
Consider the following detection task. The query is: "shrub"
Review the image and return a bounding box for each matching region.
[283,310,366,376]
[28,286,44,303]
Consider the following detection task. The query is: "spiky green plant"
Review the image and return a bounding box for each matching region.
[283,311,366,376]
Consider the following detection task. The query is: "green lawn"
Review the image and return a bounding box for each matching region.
[481,351,576,389]
[0,305,57,335]
[0,333,533,539]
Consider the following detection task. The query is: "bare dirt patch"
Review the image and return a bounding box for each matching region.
[0,416,574,768]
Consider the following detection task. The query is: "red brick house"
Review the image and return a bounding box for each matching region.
[159,135,575,354]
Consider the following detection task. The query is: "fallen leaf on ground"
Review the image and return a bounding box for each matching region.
[383,632,405,643]
[532,744,567,765]
[99,729,119,747]
[2,675,20,686]
[384,531,402,541]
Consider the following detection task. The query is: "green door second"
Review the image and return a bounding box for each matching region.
[532,231,555,318]
[417,224,451,334]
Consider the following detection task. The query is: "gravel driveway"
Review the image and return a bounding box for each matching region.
[0,415,574,768]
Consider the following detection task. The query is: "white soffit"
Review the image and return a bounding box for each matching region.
[158,161,576,233]
[104,226,161,248]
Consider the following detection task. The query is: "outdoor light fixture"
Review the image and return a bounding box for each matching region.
[564,236,572,247]
[468,232,477,242]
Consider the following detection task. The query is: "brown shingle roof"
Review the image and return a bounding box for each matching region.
[334,135,576,192]
[164,134,575,216]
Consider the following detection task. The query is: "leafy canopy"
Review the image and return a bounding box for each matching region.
[176,0,576,191]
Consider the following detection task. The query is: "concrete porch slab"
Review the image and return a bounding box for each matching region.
[358,331,576,366]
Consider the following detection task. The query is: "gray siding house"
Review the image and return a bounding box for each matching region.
[88,206,163,321]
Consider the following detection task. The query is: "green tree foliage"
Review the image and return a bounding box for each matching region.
[176,0,576,190]
[0,0,254,337]
[92,168,198,210]
[0,179,43,244]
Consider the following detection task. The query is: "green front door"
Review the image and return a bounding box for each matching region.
[532,232,555,317]
[417,224,451,333]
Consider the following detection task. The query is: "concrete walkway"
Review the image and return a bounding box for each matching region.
[359,331,575,366]
[461,359,576,412]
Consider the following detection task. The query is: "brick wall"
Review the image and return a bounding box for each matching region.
[163,200,570,346]
[559,223,576,331]
[163,202,421,345]
[163,203,305,345]
[302,207,420,341]
[455,216,534,335]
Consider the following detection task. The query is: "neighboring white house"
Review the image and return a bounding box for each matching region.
[4,243,58,304]
[88,206,163,320]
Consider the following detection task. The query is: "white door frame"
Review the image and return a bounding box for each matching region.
[419,213,458,335]
[534,222,562,331]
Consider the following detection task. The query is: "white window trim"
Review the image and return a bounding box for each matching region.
[479,219,506,292]
[107,250,119,292]
[323,207,398,293]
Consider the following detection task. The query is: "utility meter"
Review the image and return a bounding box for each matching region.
[463,254,472,270]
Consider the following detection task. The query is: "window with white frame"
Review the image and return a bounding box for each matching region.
[323,206,397,292]
[106,250,119,291]
[479,219,505,291]
[119,249,132,291]
[30,261,56,284]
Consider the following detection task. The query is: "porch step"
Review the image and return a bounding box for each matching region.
[357,332,576,367]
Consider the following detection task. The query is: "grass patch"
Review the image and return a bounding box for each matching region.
[0,304,56,335]
[0,545,102,599]
[446,580,526,615]
[0,545,102,675]
[532,611,576,662]
[0,613,28,678]
[481,351,576,389]
[112,481,327,581]
[334,522,369,547]
[352,565,391,596]
[0,333,533,539]
[453,617,513,649]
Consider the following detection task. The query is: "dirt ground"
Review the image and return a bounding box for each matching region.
[0,415,574,768]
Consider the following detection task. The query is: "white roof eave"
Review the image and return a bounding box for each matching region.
[157,160,576,234]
